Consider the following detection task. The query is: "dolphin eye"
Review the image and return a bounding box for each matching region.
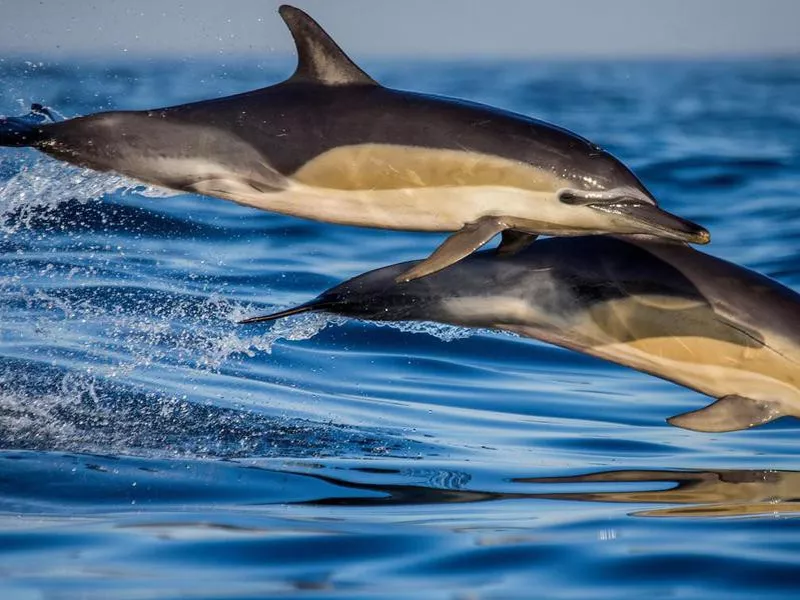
[559,190,589,205]
[559,191,577,204]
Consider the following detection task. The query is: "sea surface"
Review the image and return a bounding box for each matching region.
[1,56,799,599]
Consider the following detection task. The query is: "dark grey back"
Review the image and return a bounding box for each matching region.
[159,83,648,193]
[34,81,651,196]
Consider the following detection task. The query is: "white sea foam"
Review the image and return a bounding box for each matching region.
[371,319,475,342]
[0,368,403,459]
[0,148,477,461]
[17,289,339,377]
[0,154,176,234]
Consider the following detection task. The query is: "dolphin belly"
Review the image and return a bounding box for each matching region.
[497,278,800,429]
[590,336,800,408]
[228,184,579,231]
[572,290,800,412]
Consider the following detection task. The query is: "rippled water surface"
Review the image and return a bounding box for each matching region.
[1,57,799,598]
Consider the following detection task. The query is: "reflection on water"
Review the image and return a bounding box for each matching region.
[298,465,800,518]
[516,469,800,518]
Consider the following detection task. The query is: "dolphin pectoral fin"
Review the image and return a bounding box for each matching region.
[497,230,538,256]
[395,216,509,283]
[667,395,784,432]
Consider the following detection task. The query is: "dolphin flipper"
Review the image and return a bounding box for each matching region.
[497,230,538,256]
[667,395,784,432]
[396,216,510,283]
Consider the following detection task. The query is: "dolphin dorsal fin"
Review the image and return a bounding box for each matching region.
[279,5,377,86]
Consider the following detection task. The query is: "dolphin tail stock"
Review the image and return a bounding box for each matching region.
[238,300,331,324]
[0,103,56,147]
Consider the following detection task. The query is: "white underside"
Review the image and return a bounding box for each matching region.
[130,147,638,234]
[194,179,616,233]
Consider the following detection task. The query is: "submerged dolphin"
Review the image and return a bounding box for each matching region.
[0,6,708,280]
[241,236,800,433]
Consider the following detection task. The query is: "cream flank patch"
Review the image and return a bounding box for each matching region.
[143,144,642,234]
[119,143,645,233]
[505,322,800,416]
[499,294,800,418]
[589,336,800,413]
[290,144,569,192]
[584,296,800,403]
[190,144,627,232]
[198,182,555,231]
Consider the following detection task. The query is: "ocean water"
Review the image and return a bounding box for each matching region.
[1,56,799,599]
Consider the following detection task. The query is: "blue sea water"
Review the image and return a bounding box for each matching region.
[0,56,799,598]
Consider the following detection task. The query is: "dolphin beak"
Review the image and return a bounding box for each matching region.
[590,200,710,244]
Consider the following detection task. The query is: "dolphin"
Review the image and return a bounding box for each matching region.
[240,236,800,433]
[0,6,708,281]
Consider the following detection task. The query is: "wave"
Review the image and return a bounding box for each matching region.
[0,357,417,459]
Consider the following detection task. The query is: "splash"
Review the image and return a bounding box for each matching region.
[13,274,471,380]
[0,366,405,459]
[0,143,471,462]
[0,153,176,234]
[371,319,476,342]
[20,288,339,377]
[0,151,477,366]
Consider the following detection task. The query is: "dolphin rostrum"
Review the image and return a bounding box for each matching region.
[241,236,800,433]
[0,5,708,281]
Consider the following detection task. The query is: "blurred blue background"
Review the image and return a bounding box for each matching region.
[2,0,800,60]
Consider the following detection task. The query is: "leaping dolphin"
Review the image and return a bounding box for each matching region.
[0,5,708,281]
[240,236,800,433]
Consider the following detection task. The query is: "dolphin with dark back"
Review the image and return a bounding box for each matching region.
[0,5,708,281]
[240,236,800,433]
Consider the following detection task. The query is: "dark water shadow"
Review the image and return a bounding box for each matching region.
[294,466,800,518]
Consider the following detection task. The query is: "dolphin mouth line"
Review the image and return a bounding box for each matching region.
[589,200,710,244]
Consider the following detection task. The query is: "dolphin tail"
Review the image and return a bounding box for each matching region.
[0,104,55,147]
[238,300,331,324]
